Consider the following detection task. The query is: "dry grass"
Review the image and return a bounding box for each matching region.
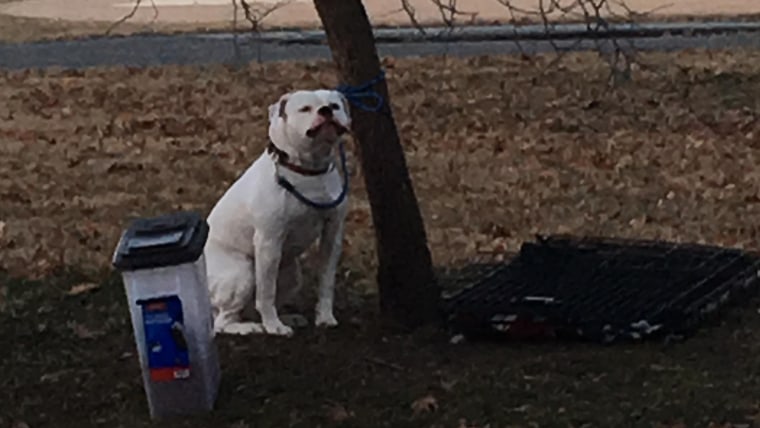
[1,50,760,288]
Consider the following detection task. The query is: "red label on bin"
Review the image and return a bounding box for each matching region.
[145,301,167,312]
[150,367,191,382]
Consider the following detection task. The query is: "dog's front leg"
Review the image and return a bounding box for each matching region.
[315,214,345,327]
[254,230,293,337]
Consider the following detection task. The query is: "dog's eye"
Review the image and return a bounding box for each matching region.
[329,103,341,110]
[298,106,312,113]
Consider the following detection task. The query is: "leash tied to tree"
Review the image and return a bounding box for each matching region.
[336,69,387,113]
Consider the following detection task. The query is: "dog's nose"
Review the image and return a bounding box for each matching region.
[317,106,333,117]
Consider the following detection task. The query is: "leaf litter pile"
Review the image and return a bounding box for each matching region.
[3,51,760,427]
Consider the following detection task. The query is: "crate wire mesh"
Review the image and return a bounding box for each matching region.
[442,235,760,344]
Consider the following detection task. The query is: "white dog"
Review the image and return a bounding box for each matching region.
[204,89,351,336]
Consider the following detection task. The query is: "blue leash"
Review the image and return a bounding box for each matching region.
[275,143,349,210]
[275,70,387,210]
[336,70,387,113]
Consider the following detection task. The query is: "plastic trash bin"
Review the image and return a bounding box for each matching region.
[112,210,220,420]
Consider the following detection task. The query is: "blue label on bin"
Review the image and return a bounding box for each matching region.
[137,295,191,382]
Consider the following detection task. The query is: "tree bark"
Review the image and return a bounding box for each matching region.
[313,0,440,328]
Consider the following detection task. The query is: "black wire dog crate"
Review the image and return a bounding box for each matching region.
[442,235,760,344]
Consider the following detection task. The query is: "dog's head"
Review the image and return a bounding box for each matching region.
[268,89,351,156]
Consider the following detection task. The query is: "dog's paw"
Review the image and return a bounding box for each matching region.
[262,318,294,337]
[315,312,338,328]
[217,322,264,336]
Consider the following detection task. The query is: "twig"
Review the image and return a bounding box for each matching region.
[495,0,653,85]
[613,0,675,20]
[431,0,478,31]
[498,1,532,60]
[232,0,243,64]
[398,0,478,38]
[398,0,478,61]
[238,0,291,63]
[400,0,427,36]
[364,356,406,371]
[239,0,290,32]
[106,0,143,35]
[147,0,159,28]
[107,0,158,35]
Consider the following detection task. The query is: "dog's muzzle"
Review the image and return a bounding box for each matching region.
[306,120,348,139]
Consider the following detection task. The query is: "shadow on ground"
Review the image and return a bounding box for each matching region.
[2,268,760,428]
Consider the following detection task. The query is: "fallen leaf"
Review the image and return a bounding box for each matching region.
[12,421,30,428]
[325,402,354,422]
[40,369,69,383]
[0,220,5,240]
[411,394,438,416]
[381,56,397,69]
[440,378,458,392]
[449,334,465,344]
[67,321,102,340]
[66,282,100,296]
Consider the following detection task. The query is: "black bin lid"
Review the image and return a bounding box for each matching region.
[112,211,209,271]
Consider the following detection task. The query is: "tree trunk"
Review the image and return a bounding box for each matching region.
[313,0,440,328]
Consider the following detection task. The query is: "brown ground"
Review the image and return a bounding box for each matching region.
[2,51,760,280]
[2,51,760,427]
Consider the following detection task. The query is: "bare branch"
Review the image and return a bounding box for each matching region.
[232,0,243,64]
[395,0,476,66]
[495,0,654,85]
[233,0,291,63]
[108,0,287,65]
[148,0,160,26]
[238,0,291,33]
[400,0,428,35]
[398,0,478,38]
[107,0,150,35]
[431,0,478,31]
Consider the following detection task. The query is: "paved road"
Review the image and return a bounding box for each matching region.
[0,24,759,70]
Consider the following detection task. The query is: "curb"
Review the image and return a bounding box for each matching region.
[196,20,760,44]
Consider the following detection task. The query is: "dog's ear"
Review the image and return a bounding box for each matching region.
[337,91,351,123]
[268,93,290,123]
